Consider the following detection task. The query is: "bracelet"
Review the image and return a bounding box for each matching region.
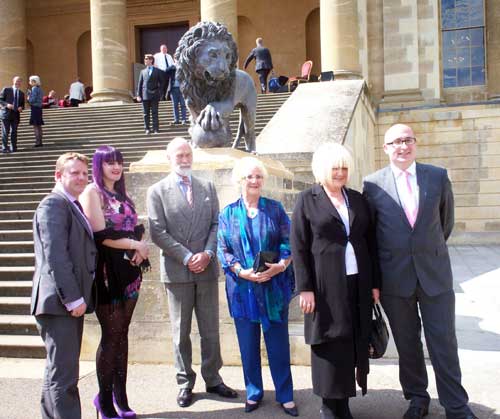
[279,261,287,272]
[235,266,243,277]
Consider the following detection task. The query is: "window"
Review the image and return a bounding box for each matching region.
[441,0,485,88]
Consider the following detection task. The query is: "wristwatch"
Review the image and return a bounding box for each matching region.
[235,266,243,277]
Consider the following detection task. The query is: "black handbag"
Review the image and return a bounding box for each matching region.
[252,251,279,273]
[368,303,390,359]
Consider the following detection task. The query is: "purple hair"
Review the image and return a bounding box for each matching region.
[92,145,134,206]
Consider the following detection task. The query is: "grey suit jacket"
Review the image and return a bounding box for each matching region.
[31,189,97,316]
[363,163,454,298]
[147,173,219,283]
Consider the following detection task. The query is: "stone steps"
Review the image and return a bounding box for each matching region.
[0,92,292,358]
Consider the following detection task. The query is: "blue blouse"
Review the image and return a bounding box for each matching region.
[29,86,43,107]
[217,196,294,331]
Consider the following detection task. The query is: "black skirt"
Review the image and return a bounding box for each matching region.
[310,274,360,398]
[29,106,44,126]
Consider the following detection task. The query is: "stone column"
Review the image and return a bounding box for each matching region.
[381,0,423,105]
[200,0,238,43]
[487,0,500,99]
[320,0,362,79]
[89,0,131,103]
[0,0,27,88]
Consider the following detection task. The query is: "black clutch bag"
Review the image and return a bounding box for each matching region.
[252,251,279,273]
[368,303,390,359]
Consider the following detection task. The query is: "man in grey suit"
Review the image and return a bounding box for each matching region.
[244,37,273,94]
[147,137,237,408]
[137,54,164,134]
[363,124,477,419]
[31,152,97,419]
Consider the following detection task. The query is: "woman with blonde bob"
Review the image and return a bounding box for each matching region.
[291,143,380,419]
[217,157,298,416]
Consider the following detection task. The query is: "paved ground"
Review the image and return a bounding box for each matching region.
[1,245,499,419]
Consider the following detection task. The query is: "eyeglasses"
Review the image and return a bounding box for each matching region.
[386,137,416,146]
[245,174,264,180]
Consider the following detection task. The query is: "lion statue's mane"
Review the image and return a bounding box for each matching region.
[175,21,238,114]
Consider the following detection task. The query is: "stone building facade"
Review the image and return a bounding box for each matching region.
[1,0,499,238]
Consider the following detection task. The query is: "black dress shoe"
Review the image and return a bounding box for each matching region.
[244,401,260,413]
[282,403,299,416]
[403,406,429,419]
[206,382,238,398]
[177,388,193,408]
[320,406,338,419]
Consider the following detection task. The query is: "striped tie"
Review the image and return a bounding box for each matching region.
[181,176,193,207]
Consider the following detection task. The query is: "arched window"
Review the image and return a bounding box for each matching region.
[441,0,485,88]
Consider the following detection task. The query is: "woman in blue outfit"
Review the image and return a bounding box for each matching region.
[28,75,44,147]
[217,157,298,416]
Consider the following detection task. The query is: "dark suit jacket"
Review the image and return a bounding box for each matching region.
[147,173,219,283]
[137,67,163,101]
[31,189,97,316]
[363,163,454,298]
[244,46,273,71]
[165,64,179,95]
[0,87,25,121]
[291,185,378,346]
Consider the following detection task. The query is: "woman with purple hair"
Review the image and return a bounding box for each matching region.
[81,145,149,419]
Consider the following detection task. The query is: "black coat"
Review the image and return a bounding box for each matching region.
[291,185,380,377]
[244,46,273,71]
[0,87,25,121]
[136,67,163,101]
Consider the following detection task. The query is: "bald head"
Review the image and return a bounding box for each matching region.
[384,124,415,145]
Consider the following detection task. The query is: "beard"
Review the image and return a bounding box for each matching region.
[174,166,192,177]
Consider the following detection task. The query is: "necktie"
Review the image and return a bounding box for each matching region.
[402,171,418,227]
[181,176,193,207]
[73,200,85,215]
[13,89,18,109]
[165,54,169,68]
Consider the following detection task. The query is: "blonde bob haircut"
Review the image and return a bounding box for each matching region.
[29,75,41,86]
[311,142,354,185]
[231,156,268,184]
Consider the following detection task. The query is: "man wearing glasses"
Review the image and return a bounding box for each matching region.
[363,124,476,419]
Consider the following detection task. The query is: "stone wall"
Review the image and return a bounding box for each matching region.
[378,103,500,243]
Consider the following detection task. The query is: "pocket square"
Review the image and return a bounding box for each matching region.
[204,197,210,201]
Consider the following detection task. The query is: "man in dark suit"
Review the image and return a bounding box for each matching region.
[147,137,237,408]
[244,37,273,94]
[363,124,477,419]
[31,152,97,419]
[0,76,25,153]
[136,54,163,134]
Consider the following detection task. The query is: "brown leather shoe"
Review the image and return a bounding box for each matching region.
[176,388,193,408]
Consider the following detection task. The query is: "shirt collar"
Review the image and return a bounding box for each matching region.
[175,172,191,183]
[54,182,78,203]
[391,161,416,178]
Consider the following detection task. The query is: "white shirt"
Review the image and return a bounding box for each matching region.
[69,80,85,100]
[391,161,419,218]
[336,201,359,275]
[154,51,174,71]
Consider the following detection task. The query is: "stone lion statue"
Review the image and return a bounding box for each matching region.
[175,21,257,151]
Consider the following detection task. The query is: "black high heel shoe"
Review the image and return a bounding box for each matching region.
[244,400,260,413]
[281,402,299,416]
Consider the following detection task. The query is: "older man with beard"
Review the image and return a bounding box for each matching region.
[147,137,237,408]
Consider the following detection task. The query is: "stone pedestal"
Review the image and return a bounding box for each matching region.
[82,148,311,365]
[0,0,27,88]
[89,0,131,103]
[200,0,238,43]
[320,0,362,79]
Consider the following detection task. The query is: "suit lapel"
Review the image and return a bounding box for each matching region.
[345,189,356,229]
[167,174,193,224]
[414,163,428,228]
[52,189,93,238]
[312,184,342,223]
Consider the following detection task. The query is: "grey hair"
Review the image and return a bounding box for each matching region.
[232,156,268,184]
[166,137,192,156]
[29,75,41,86]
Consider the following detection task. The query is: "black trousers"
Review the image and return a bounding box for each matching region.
[70,98,82,107]
[142,99,159,131]
[382,286,472,418]
[256,69,271,93]
[1,118,19,150]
